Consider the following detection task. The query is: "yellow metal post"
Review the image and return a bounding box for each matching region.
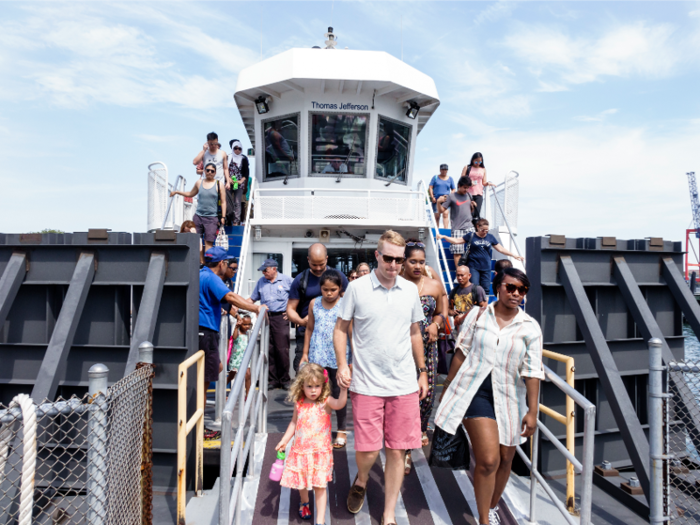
[176,350,205,525]
[541,349,577,515]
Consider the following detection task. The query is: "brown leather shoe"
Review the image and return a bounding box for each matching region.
[347,475,367,514]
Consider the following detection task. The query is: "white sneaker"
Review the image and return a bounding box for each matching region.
[488,507,501,525]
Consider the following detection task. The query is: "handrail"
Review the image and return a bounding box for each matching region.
[255,186,422,195]
[219,305,270,525]
[417,180,453,293]
[162,175,186,230]
[516,362,596,525]
[234,177,256,296]
[488,174,523,260]
[540,349,577,513]
[177,349,205,525]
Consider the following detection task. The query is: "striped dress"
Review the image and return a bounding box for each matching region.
[434,303,544,446]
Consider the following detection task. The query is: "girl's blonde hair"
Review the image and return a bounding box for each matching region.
[287,363,331,404]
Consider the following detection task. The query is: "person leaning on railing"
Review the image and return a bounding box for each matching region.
[434,268,543,525]
[171,163,226,264]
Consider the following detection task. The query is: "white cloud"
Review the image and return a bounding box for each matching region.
[574,108,619,122]
[441,121,698,241]
[474,1,516,26]
[502,21,680,86]
[0,4,258,110]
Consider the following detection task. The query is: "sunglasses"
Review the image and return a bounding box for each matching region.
[377,251,406,265]
[233,146,242,150]
[504,283,528,296]
[406,242,425,248]
[205,169,216,173]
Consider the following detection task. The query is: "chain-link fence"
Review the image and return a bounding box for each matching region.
[0,363,154,525]
[666,360,700,523]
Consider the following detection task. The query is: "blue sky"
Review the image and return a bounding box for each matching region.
[2,1,699,246]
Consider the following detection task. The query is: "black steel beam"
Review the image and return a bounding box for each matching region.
[124,252,166,375]
[661,257,700,341]
[31,252,95,402]
[614,257,700,453]
[0,252,27,330]
[559,255,651,499]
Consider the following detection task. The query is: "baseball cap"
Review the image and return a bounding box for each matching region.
[257,258,278,271]
[440,164,448,170]
[204,246,229,263]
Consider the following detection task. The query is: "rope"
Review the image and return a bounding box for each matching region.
[14,394,37,525]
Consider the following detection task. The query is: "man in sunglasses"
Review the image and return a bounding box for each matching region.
[334,230,428,525]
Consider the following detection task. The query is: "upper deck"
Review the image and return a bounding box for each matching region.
[234,43,440,193]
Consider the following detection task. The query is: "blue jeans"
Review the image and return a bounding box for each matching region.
[470,267,492,296]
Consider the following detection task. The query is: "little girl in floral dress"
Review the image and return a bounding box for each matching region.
[275,363,347,524]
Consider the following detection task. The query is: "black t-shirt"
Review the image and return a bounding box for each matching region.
[288,267,349,334]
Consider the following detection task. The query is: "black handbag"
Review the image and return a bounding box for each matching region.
[428,424,471,470]
[458,232,476,267]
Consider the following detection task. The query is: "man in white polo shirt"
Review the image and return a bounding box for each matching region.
[334,230,428,525]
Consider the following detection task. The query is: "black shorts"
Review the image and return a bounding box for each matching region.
[464,374,496,421]
[199,327,220,383]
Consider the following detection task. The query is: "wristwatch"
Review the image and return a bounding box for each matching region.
[417,367,428,374]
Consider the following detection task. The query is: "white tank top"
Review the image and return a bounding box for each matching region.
[203,149,225,182]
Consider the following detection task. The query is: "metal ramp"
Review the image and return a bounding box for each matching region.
[187,430,529,525]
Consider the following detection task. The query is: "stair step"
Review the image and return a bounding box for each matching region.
[227,246,242,258]
[224,225,246,235]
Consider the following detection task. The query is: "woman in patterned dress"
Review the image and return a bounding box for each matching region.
[299,270,352,448]
[435,268,543,525]
[275,363,347,523]
[399,240,446,474]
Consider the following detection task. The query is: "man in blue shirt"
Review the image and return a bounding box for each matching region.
[286,243,349,372]
[199,247,259,408]
[251,259,294,389]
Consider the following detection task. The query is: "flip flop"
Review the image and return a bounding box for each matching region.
[421,432,429,447]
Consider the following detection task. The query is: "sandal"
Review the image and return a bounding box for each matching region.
[299,502,311,520]
[421,432,429,447]
[333,431,347,449]
[404,451,412,475]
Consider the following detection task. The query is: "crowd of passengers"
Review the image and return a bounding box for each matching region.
[186,132,540,525]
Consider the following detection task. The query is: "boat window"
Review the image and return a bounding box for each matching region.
[309,113,369,178]
[375,116,411,185]
[262,113,300,181]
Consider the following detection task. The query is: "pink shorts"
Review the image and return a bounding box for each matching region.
[351,391,422,452]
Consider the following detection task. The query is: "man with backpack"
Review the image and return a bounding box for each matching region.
[286,243,349,373]
[449,265,488,330]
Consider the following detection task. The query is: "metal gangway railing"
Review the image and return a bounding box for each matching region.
[219,306,270,525]
[517,358,597,525]
[416,179,453,293]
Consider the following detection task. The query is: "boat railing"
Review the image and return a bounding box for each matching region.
[416,179,454,293]
[147,162,169,231]
[234,177,257,296]
[161,174,187,230]
[252,186,425,225]
[516,360,596,525]
[488,172,524,269]
[219,305,270,525]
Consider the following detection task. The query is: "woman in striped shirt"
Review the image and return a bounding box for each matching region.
[435,268,544,525]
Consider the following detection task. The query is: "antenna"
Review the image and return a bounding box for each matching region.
[331,0,335,26]
[260,7,263,60]
[324,27,338,49]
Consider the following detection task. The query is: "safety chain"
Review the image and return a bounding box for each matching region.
[137,362,156,525]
